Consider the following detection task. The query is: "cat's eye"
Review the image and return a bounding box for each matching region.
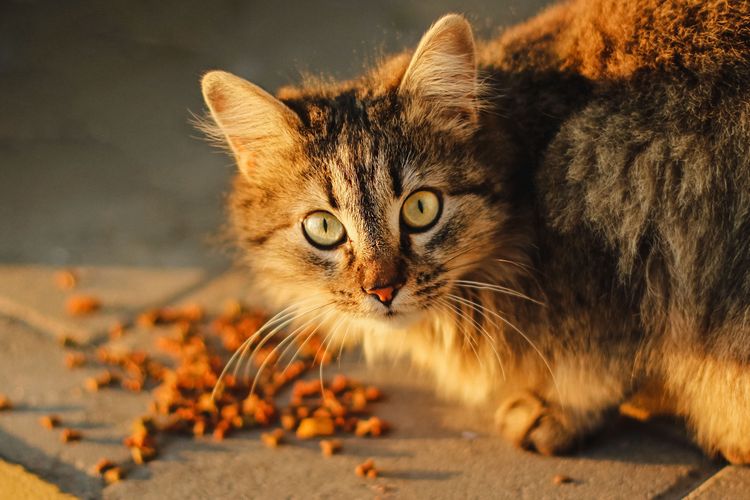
[401,190,441,231]
[302,211,346,249]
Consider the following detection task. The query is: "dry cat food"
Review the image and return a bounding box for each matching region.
[0,394,12,411]
[66,295,101,316]
[54,270,78,290]
[39,415,61,429]
[319,439,342,456]
[355,458,378,479]
[60,428,82,443]
[65,301,388,482]
[552,474,573,485]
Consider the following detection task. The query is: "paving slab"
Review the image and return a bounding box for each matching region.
[0,270,722,499]
[0,265,210,343]
[685,466,750,499]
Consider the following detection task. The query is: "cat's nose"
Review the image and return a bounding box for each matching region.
[365,281,403,307]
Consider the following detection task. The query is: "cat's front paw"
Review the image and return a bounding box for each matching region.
[719,446,750,465]
[495,392,577,456]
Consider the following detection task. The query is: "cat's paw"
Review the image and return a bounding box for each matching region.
[495,392,577,456]
[719,446,750,465]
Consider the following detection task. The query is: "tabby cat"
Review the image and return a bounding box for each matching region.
[200,0,750,463]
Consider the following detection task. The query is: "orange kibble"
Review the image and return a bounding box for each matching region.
[364,386,382,401]
[366,468,378,479]
[54,270,78,290]
[260,429,285,448]
[103,467,123,484]
[64,352,86,369]
[39,415,61,429]
[320,439,342,457]
[109,322,126,339]
[280,414,296,431]
[552,474,573,485]
[0,394,12,411]
[130,446,156,465]
[296,416,335,439]
[60,428,82,443]
[192,419,206,437]
[92,458,115,475]
[66,295,101,316]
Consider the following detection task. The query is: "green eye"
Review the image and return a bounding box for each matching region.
[302,211,346,248]
[401,190,441,230]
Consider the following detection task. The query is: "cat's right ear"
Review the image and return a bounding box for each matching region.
[200,71,301,177]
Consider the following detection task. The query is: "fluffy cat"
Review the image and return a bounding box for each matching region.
[200,0,750,463]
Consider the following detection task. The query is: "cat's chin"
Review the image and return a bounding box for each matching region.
[358,309,424,331]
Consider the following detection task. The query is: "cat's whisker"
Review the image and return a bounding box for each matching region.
[436,299,486,372]
[337,321,353,368]
[249,305,335,396]
[439,296,507,380]
[279,310,336,376]
[317,316,348,394]
[234,300,322,383]
[451,280,545,306]
[212,303,307,400]
[447,293,561,402]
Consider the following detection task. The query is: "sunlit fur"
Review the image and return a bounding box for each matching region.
[201,2,750,463]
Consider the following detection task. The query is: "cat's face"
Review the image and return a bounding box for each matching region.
[202,16,511,329]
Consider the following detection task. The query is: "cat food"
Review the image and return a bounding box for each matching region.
[552,474,573,485]
[92,458,116,475]
[66,295,101,316]
[355,458,378,478]
[319,439,342,456]
[0,394,11,411]
[60,429,82,443]
[39,415,61,429]
[354,417,388,437]
[54,270,77,290]
[296,416,335,439]
[64,300,387,482]
[260,429,285,448]
[64,352,86,369]
[103,467,123,484]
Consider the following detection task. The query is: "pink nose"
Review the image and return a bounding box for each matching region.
[366,285,397,305]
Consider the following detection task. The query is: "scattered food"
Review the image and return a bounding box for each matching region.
[39,415,61,429]
[60,429,82,443]
[103,467,123,484]
[0,394,12,411]
[355,458,378,479]
[260,429,285,448]
[92,458,116,475]
[109,322,126,340]
[64,352,86,369]
[552,474,573,485]
[54,270,78,290]
[58,301,388,483]
[296,416,335,439]
[320,439,342,457]
[66,295,101,316]
[355,417,388,437]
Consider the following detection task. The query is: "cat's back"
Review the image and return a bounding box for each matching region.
[490,0,750,355]
[484,0,750,78]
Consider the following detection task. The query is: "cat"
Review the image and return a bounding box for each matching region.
[199,0,750,463]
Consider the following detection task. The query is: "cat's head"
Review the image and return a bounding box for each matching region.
[200,15,519,330]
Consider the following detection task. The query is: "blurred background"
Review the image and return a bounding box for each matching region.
[0,0,551,269]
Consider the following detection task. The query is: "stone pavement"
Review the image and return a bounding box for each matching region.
[1,1,749,499]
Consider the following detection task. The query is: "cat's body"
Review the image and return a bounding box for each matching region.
[201,0,750,462]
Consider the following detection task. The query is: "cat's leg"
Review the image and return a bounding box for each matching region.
[495,354,631,455]
[663,351,750,464]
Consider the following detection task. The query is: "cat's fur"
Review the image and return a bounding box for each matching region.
[200,0,750,463]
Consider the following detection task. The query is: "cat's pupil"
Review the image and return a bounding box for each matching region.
[323,218,328,233]
[418,200,424,213]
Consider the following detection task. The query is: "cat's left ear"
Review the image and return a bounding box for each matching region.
[399,14,480,136]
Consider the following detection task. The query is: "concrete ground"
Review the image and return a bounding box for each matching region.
[1,1,748,498]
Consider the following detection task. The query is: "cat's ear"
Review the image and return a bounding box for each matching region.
[399,14,479,136]
[201,71,301,176]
